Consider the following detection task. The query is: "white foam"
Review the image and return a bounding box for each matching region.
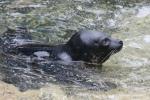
[9,12,23,17]
[28,4,45,8]
[34,51,49,58]
[107,19,116,27]
[58,52,72,62]
[13,38,39,45]
[13,39,28,45]
[128,42,142,49]
[77,5,82,10]
[121,58,149,68]
[136,6,150,18]
[143,35,150,43]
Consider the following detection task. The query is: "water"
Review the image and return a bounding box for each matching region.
[0,0,150,100]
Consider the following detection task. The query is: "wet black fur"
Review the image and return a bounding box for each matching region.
[10,28,123,64]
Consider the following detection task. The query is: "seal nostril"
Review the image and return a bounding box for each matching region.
[119,41,123,44]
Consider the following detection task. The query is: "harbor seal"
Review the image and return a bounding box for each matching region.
[13,29,123,64]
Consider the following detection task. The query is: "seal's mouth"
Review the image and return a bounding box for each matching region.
[112,44,123,54]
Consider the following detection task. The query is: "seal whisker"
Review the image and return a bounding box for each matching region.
[100,50,114,63]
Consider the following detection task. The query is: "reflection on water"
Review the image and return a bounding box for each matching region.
[0,0,150,100]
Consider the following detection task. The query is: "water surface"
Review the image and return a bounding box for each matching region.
[0,0,150,100]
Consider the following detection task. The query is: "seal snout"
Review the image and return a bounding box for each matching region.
[116,40,123,51]
[118,40,123,48]
[119,40,123,45]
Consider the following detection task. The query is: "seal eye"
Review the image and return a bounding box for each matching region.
[102,38,110,46]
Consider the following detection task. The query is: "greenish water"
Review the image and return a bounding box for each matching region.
[0,0,150,100]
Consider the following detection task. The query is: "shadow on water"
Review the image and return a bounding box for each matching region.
[0,27,117,92]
